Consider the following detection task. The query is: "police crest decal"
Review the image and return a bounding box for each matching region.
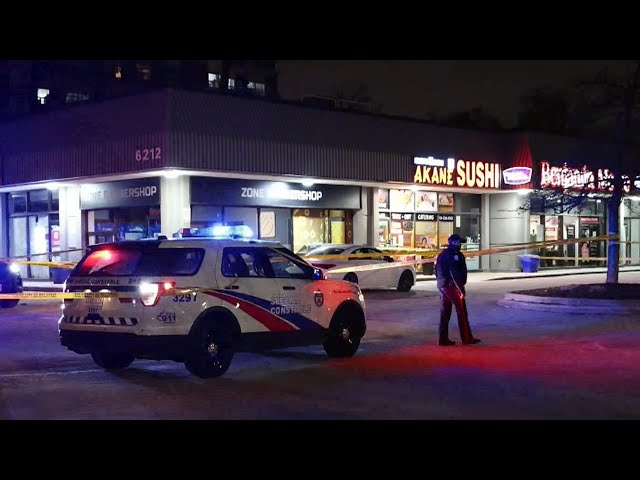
[314,292,324,307]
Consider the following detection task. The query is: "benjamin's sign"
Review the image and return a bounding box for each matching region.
[413,156,501,189]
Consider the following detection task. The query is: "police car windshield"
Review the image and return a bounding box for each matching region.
[74,247,205,276]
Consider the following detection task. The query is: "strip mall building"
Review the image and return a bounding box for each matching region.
[1,89,639,279]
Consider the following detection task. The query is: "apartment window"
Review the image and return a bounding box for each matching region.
[208,73,220,88]
[248,82,266,96]
[65,92,90,104]
[37,88,50,105]
[228,78,235,90]
[137,64,152,80]
[114,65,122,79]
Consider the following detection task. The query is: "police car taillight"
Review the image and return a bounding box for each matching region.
[140,281,175,306]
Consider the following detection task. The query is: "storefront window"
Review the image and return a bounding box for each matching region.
[293,209,326,253]
[8,189,61,279]
[9,193,27,214]
[379,189,482,270]
[191,205,223,227]
[379,215,390,246]
[455,215,480,244]
[531,194,606,269]
[51,189,59,211]
[28,190,49,212]
[415,216,437,249]
[454,193,480,214]
[437,217,454,247]
[329,210,346,244]
[224,207,258,238]
[389,212,413,248]
[87,207,160,245]
[624,199,640,265]
[9,217,28,277]
[29,214,49,278]
[389,189,414,211]
[438,193,454,213]
[415,192,438,212]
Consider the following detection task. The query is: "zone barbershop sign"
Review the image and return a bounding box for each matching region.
[413,156,501,189]
[540,161,640,193]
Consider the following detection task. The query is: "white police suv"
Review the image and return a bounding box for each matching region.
[59,236,367,378]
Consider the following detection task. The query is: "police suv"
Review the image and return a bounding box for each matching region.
[59,235,367,378]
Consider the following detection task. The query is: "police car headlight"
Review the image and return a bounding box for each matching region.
[9,263,20,274]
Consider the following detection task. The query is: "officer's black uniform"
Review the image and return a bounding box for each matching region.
[434,234,481,346]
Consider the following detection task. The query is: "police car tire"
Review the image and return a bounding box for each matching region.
[0,299,19,309]
[91,351,135,371]
[185,320,235,378]
[397,270,413,292]
[323,303,364,358]
[343,273,358,284]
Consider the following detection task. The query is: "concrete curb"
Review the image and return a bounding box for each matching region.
[498,292,640,314]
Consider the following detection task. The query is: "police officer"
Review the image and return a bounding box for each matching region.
[435,234,481,346]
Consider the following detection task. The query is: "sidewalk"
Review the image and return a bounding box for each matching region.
[21,265,640,292]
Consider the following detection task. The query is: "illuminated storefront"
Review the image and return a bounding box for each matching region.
[521,160,640,268]
[374,155,501,272]
[80,178,162,245]
[7,189,60,279]
[190,178,361,253]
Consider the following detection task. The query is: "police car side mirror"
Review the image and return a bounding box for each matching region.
[313,268,324,280]
[383,256,394,262]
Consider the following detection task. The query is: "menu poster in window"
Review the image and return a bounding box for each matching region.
[415,221,437,249]
[378,189,389,210]
[389,189,415,211]
[438,193,454,212]
[259,211,276,238]
[415,191,438,212]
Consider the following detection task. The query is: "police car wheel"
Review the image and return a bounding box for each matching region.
[323,307,363,358]
[185,321,235,378]
[343,273,358,284]
[397,270,413,292]
[0,299,19,309]
[91,351,135,371]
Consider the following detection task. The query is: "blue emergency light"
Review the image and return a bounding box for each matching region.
[174,224,254,239]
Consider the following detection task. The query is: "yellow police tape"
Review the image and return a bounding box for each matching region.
[326,235,620,274]
[0,285,231,301]
[0,235,628,300]
[10,260,77,269]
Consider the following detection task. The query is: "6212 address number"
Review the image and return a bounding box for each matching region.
[136,147,162,161]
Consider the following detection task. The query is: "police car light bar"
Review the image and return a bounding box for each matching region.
[174,224,255,239]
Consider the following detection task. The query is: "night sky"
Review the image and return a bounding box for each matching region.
[278,60,635,128]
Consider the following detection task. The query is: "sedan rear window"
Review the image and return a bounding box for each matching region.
[305,246,346,256]
[74,248,205,276]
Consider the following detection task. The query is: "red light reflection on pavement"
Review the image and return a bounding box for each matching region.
[332,333,640,396]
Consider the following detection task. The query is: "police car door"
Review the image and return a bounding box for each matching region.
[217,246,290,334]
[263,246,324,331]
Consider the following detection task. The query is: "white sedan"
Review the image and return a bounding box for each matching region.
[304,244,416,292]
